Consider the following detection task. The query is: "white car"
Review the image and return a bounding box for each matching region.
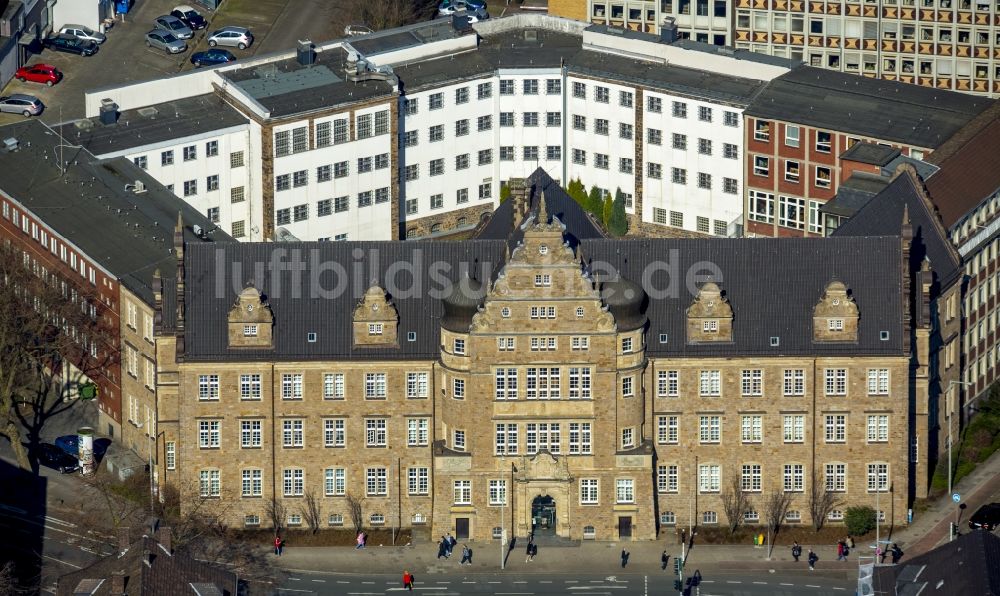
[207,26,254,50]
[58,24,106,44]
[464,8,489,23]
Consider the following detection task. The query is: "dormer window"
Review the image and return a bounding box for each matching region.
[353,285,399,347]
[534,274,551,287]
[813,281,859,343]
[828,319,844,331]
[686,282,733,343]
[369,323,383,336]
[243,324,258,337]
[703,320,718,333]
[228,286,274,349]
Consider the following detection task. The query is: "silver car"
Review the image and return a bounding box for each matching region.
[145,28,188,54]
[0,94,44,117]
[207,26,253,50]
[153,15,193,40]
[58,24,106,44]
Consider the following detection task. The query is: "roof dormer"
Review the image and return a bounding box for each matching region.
[686,281,733,343]
[353,285,399,347]
[227,285,274,349]
[813,280,859,343]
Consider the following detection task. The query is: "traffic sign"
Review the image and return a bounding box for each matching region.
[674,557,683,574]
[952,493,961,503]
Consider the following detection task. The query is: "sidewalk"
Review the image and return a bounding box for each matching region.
[271,539,854,579]
[887,447,1000,555]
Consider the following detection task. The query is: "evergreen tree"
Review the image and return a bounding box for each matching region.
[609,189,629,237]
[602,192,613,226]
[567,178,587,206]
[587,185,604,219]
[499,183,511,203]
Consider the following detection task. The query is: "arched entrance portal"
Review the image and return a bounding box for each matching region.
[531,495,556,535]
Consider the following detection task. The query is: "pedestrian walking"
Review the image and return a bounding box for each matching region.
[402,570,414,591]
[529,543,537,561]
[620,549,629,568]
[447,533,457,556]
[661,550,669,570]
[890,544,904,564]
[808,549,818,571]
[437,538,448,559]
[791,542,802,562]
[460,544,472,565]
[847,535,855,550]
[356,532,365,550]
[525,535,534,563]
[837,541,846,561]
[274,535,283,556]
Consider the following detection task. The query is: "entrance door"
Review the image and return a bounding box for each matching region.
[618,516,632,539]
[531,495,556,535]
[455,518,470,540]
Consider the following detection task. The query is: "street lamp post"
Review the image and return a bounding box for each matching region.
[946,380,972,498]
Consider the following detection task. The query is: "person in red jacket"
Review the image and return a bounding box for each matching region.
[274,535,283,556]
[402,570,414,591]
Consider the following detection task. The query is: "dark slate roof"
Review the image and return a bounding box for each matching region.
[923,116,1000,229]
[475,168,606,249]
[581,236,905,357]
[182,240,506,361]
[745,66,991,149]
[56,534,237,596]
[821,172,890,217]
[872,531,1000,596]
[841,142,900,166]
[833,169,962,288]
[54,94,249,155]
[0,120,231,305]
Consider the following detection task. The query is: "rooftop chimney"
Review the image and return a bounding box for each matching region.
[117,527,131,555]
[296,39,315,66]
[660,17,678,44]
[99,99,119,126]
[111,571,125,595]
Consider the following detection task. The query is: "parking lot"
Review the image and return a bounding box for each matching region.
[0,0,346,127]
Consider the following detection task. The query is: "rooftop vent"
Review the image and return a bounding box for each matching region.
[407,331,416,342]
[73,118,94,130]
[307,332,317,343]
[138,106,158,117]
[660,16,678,44]
[524,29,538,42]
[770,336,780,347]
[99,101,119,126]
[297,39,315,66]
[3,137,17,151]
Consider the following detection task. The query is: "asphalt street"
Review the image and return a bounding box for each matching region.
[274,571,854,596]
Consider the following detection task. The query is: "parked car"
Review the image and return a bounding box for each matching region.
[344,23,374,36]
[15,64,62,86]
[968,503,1000,531]
[146,29,188,54]
[463,8,489,23]
[438,0,486,16]
[54,435,111,460]
[153,15,193,40]
[35,443,79,474]
[43,35,98,56]
[207,26,253,49]
[58,24,106,44]
[0,94,43,117]
[190,48,236,67]
[171,5,206,30]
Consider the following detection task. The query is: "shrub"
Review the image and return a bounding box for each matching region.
[844,506,876,536]
[608,190,628,237]
[499,183,511,203]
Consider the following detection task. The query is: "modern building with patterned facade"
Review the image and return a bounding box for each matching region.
[733,0,1000,96]
[153,171,918,540]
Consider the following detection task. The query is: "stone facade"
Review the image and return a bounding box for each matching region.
[404,203,494,239]
[120,287,158,461]
[156,199,914,541]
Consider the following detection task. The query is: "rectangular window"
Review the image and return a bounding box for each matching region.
[366,467,387,496]
[783,464,804,492]
[198,420,220,448]
[672,101,687,118]
[783,369,805,396]
[282,468,304,497]
[478,82,492,99]
[867,463,889,491]
[325,468,346,496]
[825,463,847,491]
[724,111,739,127]
[619,123,633,140]
[741,415,763,442]
[783,415,805,442]
[824,414,847,443]
[867,369,889,395]
[406,372,428,398]
[356,114,372,139]
[200,470,220,497]
[816,130,832,153]
[183,145,197,161]
[867,415,889,442]
[657,415,679,444]
[699,370,721,396]
[699,416,721,443]
[699,464,720,492]
[568,367,591,399]
[568,422,591,454]
[408,467,429,495]
[366,419,387,447]
[742,464,762,492]
[754,119,770,141]
[478,115,492,131]
[495,368,518,400]
[825,369,848,396]
[407,418,429,446]
[165,442,176,470]
[616,478,634,503]
[658,464,679,493]
[523,79,539,95]
[785,125,800,147]
[489,479,507,505]
[333,119,349,144]
[324,419,345,447]
[241,420,262,448]
[455,87,469,104]
[281,373,303,400]
[323,373,345,399]
[282,419,304,447]
[620,90,633,107]
[741,369,763,396]
[453,430,466,451]
[453,480,472,505]
[198,375,220,400]
[580,478,599,504]
[365,373,387,398]
[573,81,586,98]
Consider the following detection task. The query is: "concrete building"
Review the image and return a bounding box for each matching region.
[0,119,228,463]
[154,171,916,540]
[551,0,732,45]
[733,0,1000,97]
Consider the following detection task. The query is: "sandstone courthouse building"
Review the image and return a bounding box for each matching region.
[154,171,919,541]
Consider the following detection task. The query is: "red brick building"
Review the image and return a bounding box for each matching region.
[742,67,991,237]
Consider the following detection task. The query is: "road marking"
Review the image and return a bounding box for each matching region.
[753,581,768,585]
[806,585,821,588]
[462,581,476,584]
[567,587,628,591]
[310,579,325,583]
[833,588,847,591]
[436,581,450,584]
[361,581,375,584]
[780,583,794,586]
[488,581,501,584]
[565,580,579,583]
[43,515,76,527]
[513,580,527,584]
[540,580,552,583]
[726,580,742,584]
[42,554,81,568]
[276,589,312,593]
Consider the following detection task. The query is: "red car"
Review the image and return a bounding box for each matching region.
[15,64,63,86]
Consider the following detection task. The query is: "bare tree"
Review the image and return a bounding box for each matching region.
[0,561,16,595]
[346,493,364,535]
[762,490,794,559]
[82,467,151,535]
[0,243,116,470]
[809,469,842,531]
[266,496,287,536]
[335,0,436,33]
[301,490,323,535]
[720,471,750,535]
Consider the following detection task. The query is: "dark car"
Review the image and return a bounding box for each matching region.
[55,434,110,461]
[190,48,236,67]
[171,5,207,30]
[968,503,1000,531]
[43,35,98,56]
[36,443,79,474]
